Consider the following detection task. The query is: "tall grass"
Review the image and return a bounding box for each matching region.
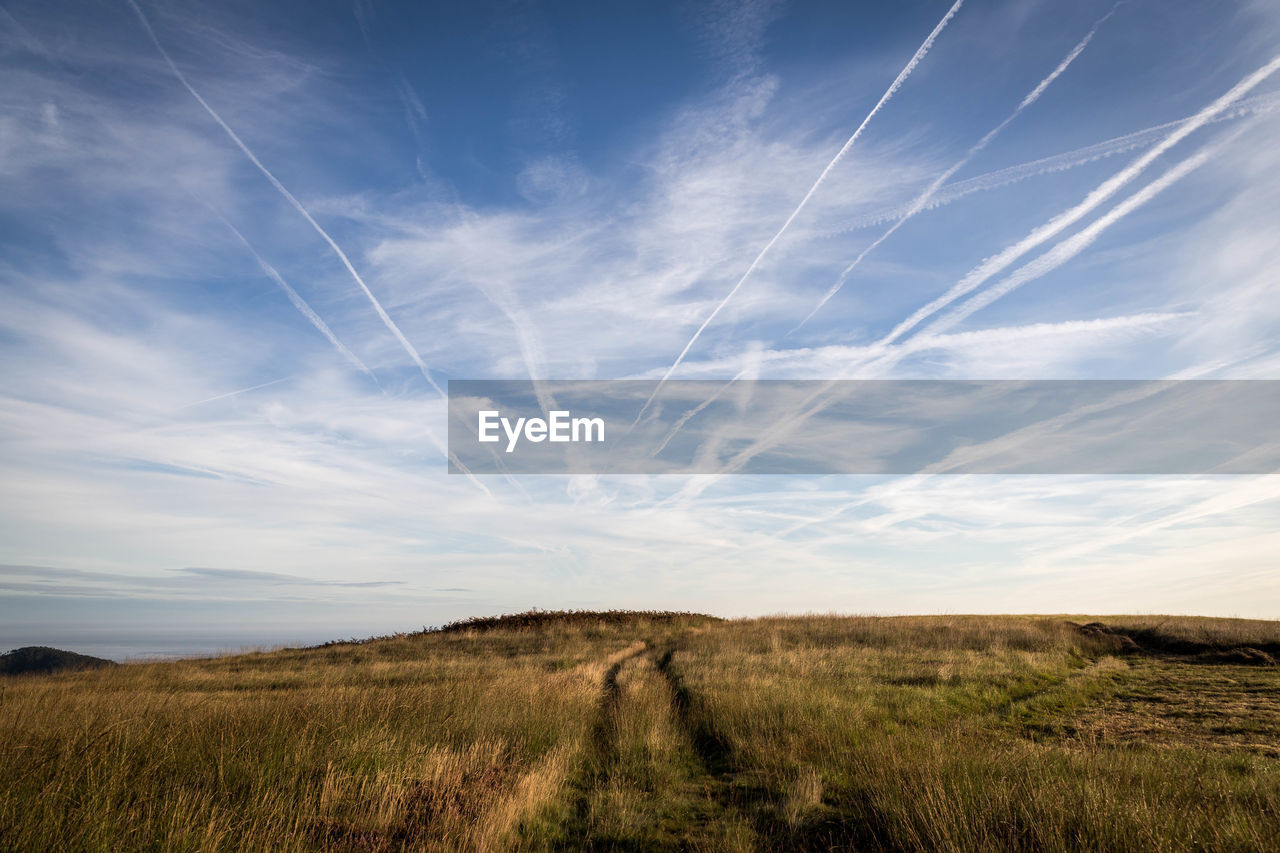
[2,613,1277,851]
[0,626,632,851]
[667,615,1280,851]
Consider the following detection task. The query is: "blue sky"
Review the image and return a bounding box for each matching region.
[2,0,1280,657]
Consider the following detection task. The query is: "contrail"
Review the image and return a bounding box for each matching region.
[1029,469,1280,570]
[227,221,491,492]
[687,119,1257,498]
[178,377,291,409]
[127,5,492,496]
[660,58,1280,504]
[127,0,446,398]
[919,122,1250,341]
[775,475,929,539]
[634,0,966,422]
[218,216,379,382]
[823,90,1280,238]
[465,269,557,417]
[210,206,499,493]
[874,53,1280,349]
[648,311,1182,479]
[650,369,749,458]
[665,123,1233,494]
[795,4,1118,330]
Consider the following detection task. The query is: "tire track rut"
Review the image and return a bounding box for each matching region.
[556,642,646,849]
[654,645,900,852]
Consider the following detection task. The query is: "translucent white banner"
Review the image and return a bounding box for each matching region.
[447,380,1280,475]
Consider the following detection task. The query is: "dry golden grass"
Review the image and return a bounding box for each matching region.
[666,615,1280,851]
[0,623,654,851]
[1097,614,1280,649]
[2,612,1278,851]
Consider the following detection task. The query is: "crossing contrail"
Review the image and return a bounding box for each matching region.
[218,216,379,382]
[920,122,1250,341]
[634,0,966,423]
[127,0,446,398]
[795,4,1118,330]
[820,90,1280,238]
[873,53,1280,349]
[127,1,497,494]
[664,111,1261,502]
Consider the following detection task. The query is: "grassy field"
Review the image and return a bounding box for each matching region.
[2,612,1278,851]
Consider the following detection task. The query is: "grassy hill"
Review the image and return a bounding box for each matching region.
[0,646,116,676]
[1,612,1278,851]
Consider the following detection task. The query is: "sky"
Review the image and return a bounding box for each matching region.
[2,0,1279,659]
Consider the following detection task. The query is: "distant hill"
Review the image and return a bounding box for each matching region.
[434,608,720,634]
[0,646,116,676]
